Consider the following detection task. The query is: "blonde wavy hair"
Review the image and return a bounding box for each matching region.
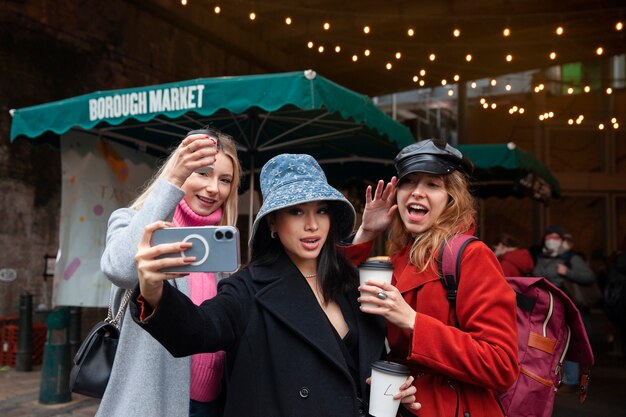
[130,130,241,226]
[388,171,476,271]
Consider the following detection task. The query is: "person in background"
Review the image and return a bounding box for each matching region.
[130,153,420,417]
[532,225,594,393]
[347,139,519,417]
[491,233,534,276]
[97,128,241,417]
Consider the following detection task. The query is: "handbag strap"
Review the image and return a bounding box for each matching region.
[105,289,133,328]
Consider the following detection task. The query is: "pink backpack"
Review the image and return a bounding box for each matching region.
[439,234,595,417]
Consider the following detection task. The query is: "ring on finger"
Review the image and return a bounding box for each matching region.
[376,291,387,300]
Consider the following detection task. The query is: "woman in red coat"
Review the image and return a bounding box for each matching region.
[348,139,519,417]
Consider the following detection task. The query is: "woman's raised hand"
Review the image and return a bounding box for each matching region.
[135,221,194,307]
[163,133,218,188]
[353,177,398,244]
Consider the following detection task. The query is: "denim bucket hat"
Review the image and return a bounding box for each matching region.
[250,154,356,245]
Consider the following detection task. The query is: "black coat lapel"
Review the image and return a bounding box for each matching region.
[251,256,351,379]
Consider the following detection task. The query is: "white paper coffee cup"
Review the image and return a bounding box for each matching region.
[369,360,410,417]
[359,260,393,308]
[186,129,218,174]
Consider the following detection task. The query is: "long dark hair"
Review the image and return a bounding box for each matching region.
[250,201,358,303]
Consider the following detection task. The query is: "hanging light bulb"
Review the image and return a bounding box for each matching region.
[490,79,497,86]
[285,17,291,24]
[214,6,221,13]
[323,22,330,30]
[334,46,341,53]
[352,55,358,62]
[617,22,624,31]
[363,26,370,34]
[429,53,436,61]
[482,103,489,109]
[448,89,454,96]
[505,84,512,91]
[441,79,447,85]
[453,74,460,82]
[599,123,605,130]
[506,54,513,62]
[503,28,510,37]
[556,26,564,35]
[465,54,472,62]
[519,108,525,114]
[607,87,613,94]
[307,41,314,49]
[249,12,256,20]
[549,52,557,60]
[318,46,324,53]
[407,28,415,36]
[539,115,545,121]
[364,49,371,56]
[596,47,604,55]
[480,98,486,104]
[471,82,477,88]
[614,123,620,129]
[181,0,187,5]
[453,28,461,37]
[567,87,574,94]
[413,76,419,82]
[420,69,426,76]
[395,52,402,59]
[584,85,591,93]
[611,117,618,123]
[419,80,425,86]
[386,63,392,70]
[491,103,497,109]
[568,119,574,125]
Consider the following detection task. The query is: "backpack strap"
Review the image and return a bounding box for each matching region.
[438,234,479,327]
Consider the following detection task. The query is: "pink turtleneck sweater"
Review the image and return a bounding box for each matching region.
[173,198,225,403]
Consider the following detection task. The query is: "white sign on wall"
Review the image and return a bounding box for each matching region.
[54,131,156,307]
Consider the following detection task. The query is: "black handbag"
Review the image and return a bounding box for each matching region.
[69,289,132,398]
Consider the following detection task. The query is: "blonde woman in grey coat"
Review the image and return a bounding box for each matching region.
[96,129,241,417]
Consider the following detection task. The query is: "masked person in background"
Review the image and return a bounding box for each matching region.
[98,129,241,417]
[533,225,594,392]
[129,153,420,417]
[346,139,519,417]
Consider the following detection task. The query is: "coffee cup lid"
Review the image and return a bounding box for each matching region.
[371,360,410,375]
[358,260,393,270]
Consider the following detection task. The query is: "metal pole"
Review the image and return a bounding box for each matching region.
[15,292,33,371]
[68,307,81,359]
[247,155,255,262]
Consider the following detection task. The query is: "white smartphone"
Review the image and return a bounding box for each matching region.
[152,226,240,273]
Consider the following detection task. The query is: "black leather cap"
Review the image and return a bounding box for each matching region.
[394,139,473,180]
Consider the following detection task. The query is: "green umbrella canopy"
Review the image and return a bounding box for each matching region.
[458,142,560,201]
[10,70,413,189]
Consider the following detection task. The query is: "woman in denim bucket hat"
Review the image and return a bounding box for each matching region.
[346,139,519,417]
[129,153,420,417]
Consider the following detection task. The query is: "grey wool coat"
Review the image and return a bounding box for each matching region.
[97,178,223,417]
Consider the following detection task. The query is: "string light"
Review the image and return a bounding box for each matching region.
[584,85,591,93]
[471,82,477,88]
[323,22,330,30]
[599,123,605,130]
[395,52,402,59]
[596,47,604,55]
[482,103,489,109]
[448,89,454,96]
[616,22,623,31]
[490,79,497,86]
[429,53,436,61]
[519,108,525,114]
[615,123,620,129]
[364,49,371,56]
[249,12,256,20]
[506,54,513,62]
[413,76,419,82]
[441,79,447,85]
[318,46,324,53]
[606,87,613,94]
[612,117,618,123]
[567,87,574,94]
[386,63,392,70]
[420,69,426,76]
[352,55,358,62]
[491,103,497,109]
[334,46,341,53]
[505,83,512,91]
[453,28,461,37]
[568,119,574,125]
[549,52,557,60]
[181,0,187,5]
[556,26,564,35]
[480,98,486,104]
[363,26,370,34]
[214,6,221,14]
[465,54,472,62]
[407,28,414,36]
[307,41,314,48]
[453,74,460,82]
[419,80,425,86]
[503,28,510,37]
[285,17,291,24]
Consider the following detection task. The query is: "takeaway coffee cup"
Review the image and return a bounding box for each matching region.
[369,360,410,417]
[358,260,394,308]
[186,128,218,174]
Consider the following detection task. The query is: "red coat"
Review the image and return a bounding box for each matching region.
[499,248,534,277]
[347,240,519,417]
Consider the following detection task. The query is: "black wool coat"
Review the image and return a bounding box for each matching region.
[131,254,386,417]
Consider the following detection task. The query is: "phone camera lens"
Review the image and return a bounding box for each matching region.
[215,230,224,240]
[225,230,234,239]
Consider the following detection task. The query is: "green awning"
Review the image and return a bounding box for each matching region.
[458,143,560,201]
